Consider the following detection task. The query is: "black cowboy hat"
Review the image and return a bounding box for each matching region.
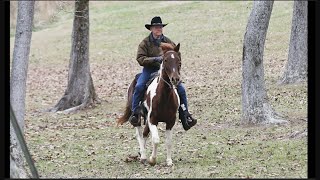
[145,16,168,30]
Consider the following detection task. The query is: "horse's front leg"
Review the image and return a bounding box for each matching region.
[135,126,147,163]
[148,117,159,166]
[165,128,173,166]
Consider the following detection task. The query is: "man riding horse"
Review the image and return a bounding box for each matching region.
[129,16,197,130]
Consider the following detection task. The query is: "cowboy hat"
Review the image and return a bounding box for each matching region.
[145,16,168,30]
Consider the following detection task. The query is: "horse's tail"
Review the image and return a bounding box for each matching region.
[117,74,139,126]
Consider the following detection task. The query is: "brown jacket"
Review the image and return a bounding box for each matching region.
[136,33,176,68]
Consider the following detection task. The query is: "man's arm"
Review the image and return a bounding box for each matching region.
[136,43,162,67]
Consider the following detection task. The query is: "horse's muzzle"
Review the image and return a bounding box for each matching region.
[171,77,181,87]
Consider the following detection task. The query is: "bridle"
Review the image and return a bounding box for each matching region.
[160,50,181,89]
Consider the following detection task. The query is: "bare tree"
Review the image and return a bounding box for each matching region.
[50,0,99,113]
[242,1,287,124]
[10,1,35,178]
[279,1,308,84]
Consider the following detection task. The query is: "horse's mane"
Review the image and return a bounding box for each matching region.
[160,43,175,54]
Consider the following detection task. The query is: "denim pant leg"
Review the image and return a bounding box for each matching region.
[131,67,158,112]
[177,82,188,115]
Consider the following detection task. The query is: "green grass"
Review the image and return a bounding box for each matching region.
[11,1,307,178]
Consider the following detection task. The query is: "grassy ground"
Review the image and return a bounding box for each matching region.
[10,1,307,178]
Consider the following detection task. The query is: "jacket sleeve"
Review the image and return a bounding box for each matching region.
[136,43,159,67]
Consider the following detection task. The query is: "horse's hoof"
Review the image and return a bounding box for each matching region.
[148,157,156,166]
[166,159,173,167]
[140,158,147,165]
[166,162,173,167]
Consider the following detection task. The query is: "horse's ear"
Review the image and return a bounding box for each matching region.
[174,43,180,52]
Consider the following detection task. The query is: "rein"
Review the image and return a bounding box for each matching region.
[160,76,173,89]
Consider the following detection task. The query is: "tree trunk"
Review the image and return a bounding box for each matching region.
[279,1,308,84]
[10,1,35,178]
[50,0,99,113]
[10,125,29,178]
[10,152,28,178]
[242,1,287,124]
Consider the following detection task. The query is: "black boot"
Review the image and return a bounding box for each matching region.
[179,110,197,131]
[129,107,141,127]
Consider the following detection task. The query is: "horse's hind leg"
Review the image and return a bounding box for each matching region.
[135,126,147,163]
[165,128,173,166]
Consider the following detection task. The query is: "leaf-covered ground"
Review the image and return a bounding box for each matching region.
[11,1,307,178]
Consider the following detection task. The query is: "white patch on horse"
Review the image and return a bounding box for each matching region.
[171,53,174,59]
[173,88,180,111]
[146,73,160,146]
[173,68,175,72]
[143,101,149,112]
[158,63,163,79]
[146,77,158,104]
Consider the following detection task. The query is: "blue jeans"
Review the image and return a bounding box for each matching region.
[131,67,188,115]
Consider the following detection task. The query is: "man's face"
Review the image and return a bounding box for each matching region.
[151,25,163,37]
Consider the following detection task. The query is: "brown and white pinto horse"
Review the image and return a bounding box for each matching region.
[117,43,182,166]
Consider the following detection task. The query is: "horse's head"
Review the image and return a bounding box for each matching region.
[160,43,182,87]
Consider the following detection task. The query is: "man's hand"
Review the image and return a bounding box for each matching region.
[154,56,163,63]
[152,56,163,69]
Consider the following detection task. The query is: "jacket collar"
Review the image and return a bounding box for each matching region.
[149,33,165,46]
